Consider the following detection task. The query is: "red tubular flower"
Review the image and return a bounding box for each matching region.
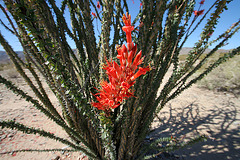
[107,67,118,79]
[194,9,204,16]
[127,44,137,67]
[128,51,134,66]
[193,10,198,16]
[132,51,142,69]
[113,61,123,77]
[91,12,97,18]
[200,0,205,4]
[91,13,151,114]
[130,66,150,81]
[97,1,101,9]
[123,44,128,59]
[198,9,204,15]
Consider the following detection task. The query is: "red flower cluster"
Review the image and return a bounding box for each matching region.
[91,13,150,113]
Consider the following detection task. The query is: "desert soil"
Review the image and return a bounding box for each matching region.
[0,68,239,160]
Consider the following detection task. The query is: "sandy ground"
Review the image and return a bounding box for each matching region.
[0,68,239,160]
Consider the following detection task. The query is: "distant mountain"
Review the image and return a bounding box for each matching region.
[0,48,231,64]
[0,51,24,64]
[179,47,230,55]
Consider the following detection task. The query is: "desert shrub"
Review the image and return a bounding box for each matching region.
[0,0,239,159]
[0,62,14,71]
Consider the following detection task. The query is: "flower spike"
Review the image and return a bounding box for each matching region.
[91,13,150,115]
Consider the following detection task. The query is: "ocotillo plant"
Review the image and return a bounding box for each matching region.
[0,0,239,159]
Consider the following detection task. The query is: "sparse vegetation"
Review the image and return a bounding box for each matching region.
[179,51,240,95]
[197,54,240,95]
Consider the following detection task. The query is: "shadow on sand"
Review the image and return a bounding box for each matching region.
[149,99,240,160]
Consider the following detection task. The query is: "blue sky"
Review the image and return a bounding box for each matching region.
[0,0,239,51]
